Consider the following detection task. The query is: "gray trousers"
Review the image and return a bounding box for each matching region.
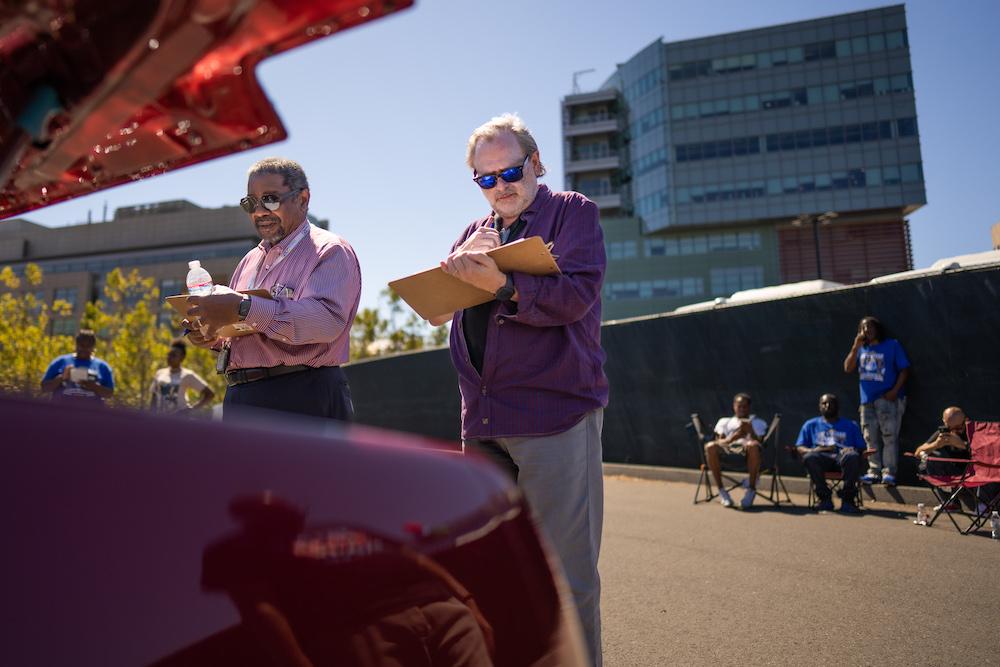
[464,409,605,667]
[860,397,905,476]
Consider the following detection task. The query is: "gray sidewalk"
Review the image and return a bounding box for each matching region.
[599,474,1000,667]
[603,462,939,506]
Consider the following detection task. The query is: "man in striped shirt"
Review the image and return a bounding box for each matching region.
[183,157,361,421]
[429,114,609,667]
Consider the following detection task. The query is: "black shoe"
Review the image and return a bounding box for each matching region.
[816,498,835,512]
[839,502,862,515]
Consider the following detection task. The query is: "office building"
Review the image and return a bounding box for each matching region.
[562,5,925,319]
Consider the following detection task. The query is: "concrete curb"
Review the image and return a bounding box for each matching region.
[602,462,938,506]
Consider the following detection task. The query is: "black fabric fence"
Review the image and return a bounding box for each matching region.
[345,265,1000,485]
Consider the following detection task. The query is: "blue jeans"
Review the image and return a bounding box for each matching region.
[860,397,905,476]
[803,449,862,502]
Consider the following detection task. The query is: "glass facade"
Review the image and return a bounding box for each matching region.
[563,5,923,320]
[669,73,914,121]
[676,163,924,204]
[667,29,908,82]
[676,117,917,163]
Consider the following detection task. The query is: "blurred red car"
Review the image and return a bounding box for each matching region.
[0,2,588,664]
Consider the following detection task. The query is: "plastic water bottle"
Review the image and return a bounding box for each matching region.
[186,260,213,296]
[186,260,213,336]
[913,503,927,526]
[991,511,1000,540]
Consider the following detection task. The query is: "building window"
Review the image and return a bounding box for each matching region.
[159,278,184,298]
[710,267,764,296]
[52,319,77,336]
[53,287,78,309]
[680,164,921,205]
[670,73,913,122]
[896,117,918,137]
[606,278,704,300]
[607,241,638,261]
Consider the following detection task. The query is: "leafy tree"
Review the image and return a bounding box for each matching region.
[351,307,389,360]
[0,264,73,396]
[0,264,224,410]
[80,268,225,410]
[1,263,448,405]
[428,321,450,348]
[349,287,449,360]
[383,287,427,354]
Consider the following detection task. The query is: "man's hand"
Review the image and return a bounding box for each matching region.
[61,366,73,382]
[883,388,899,401]
[441,251,507,294]
[78,379,112,398]
[937,432,965,449]
[457,227,501,254]
[853,331,866,346]
[185,291,243,337]
[182,322,220,349]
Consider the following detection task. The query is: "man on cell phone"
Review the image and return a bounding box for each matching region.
[843,315,910,487]
[40,328,115,404]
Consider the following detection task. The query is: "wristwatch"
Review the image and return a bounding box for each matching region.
[494,274,514,302]
[237,295,252,321]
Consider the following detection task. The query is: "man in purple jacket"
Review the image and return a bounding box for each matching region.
[429,113,609,666]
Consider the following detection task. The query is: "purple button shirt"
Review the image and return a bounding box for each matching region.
[448,185,609,440]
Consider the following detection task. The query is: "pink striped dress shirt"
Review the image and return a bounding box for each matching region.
[226,219,361,369]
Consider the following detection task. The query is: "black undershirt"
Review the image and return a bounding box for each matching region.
[462,217,526,374]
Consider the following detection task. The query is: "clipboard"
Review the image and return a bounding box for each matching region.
[388,236,560,320]
[165,289,271,338]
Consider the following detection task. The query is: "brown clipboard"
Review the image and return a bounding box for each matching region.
[165,289,271,338]
[388,236,560,321]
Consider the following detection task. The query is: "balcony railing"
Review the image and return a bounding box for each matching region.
[569,111,617,125]
[571,147,618,161]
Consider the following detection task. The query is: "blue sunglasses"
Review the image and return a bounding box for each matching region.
[473,155,531,189]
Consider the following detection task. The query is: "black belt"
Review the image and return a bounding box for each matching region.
[225,364,315,387]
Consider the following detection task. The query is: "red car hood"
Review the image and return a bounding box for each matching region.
[0,0,412,219]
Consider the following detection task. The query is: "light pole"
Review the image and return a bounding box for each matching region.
[792,211,838,280]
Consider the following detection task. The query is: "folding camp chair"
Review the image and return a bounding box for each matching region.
[756,414,792,507]
[913,420,1000,534]
[691,413,787,505]
[789,445,873,509]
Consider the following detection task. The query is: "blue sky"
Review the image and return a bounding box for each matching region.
[17,0,1000,312]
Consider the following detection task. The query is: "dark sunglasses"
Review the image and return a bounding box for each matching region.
[240,188,302,213]
[473,155,531,189]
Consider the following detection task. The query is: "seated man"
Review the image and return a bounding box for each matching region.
[915,406,970,477]
[795,393,866,514]
[915,406,997,514]
[705,393,767,509]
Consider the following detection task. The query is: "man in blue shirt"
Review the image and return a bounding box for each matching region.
[843,315,910,486]
[796,393,867,514]
[40,329,115,404]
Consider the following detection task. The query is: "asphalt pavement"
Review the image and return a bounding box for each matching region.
[600,475,1000,666]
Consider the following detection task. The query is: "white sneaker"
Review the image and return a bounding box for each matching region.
[718,488,734,508]
[741,488,756,509]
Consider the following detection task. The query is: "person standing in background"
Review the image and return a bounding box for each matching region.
[844,315,910,486]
